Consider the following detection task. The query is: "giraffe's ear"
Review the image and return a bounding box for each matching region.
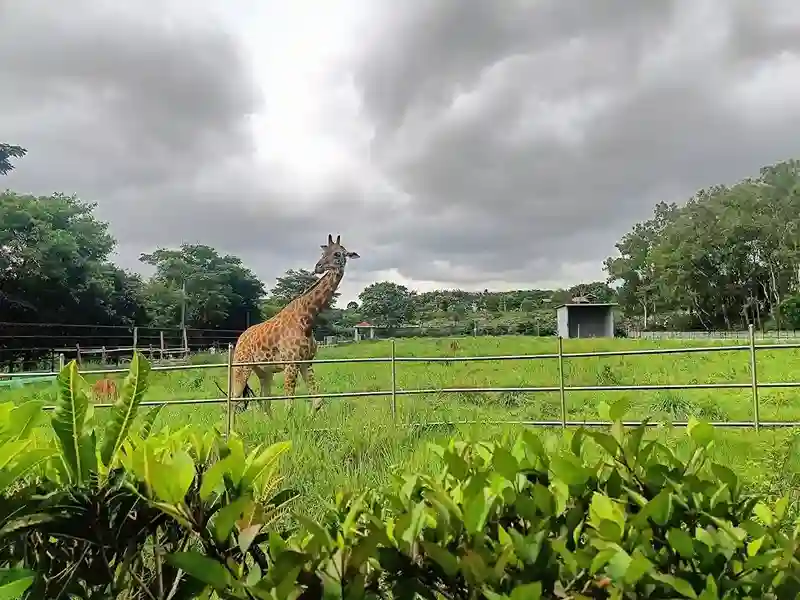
[320,245,327,250]
[346,251,360,259]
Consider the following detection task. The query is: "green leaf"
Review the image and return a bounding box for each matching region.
[443,450,469,480]
[589,492,625,538]
[7,400,46,442]
[624,550,652,585]
[584,430,620,457]
[510,581,542,600]
[138,403,165,439]
[609,397,631,421]
[549,454,590,487]
[491,447,519,481]
[0,568,35,600]
[150,450,195,505]
[710,463,738,494]
[0,448,56,495]
[698,575,719,600]
[100,352,150,466]
[667,528,695,558]
[638,490,672,527]
[687,417,714,448]
[420,541,459,576]
[463,489,493,535]
[51,360,90,484]
[212,496,252,543]
[598,401,611,421]
[652,572,698,598]
[242,440,292,489]
[166,552,231,590]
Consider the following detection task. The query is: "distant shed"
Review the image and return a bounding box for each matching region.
[353,321,376,341]
[555,303,617,338]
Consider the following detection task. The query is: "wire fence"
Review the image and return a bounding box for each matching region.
[7,325,800,437]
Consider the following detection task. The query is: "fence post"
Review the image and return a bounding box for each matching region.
[225,343,234,440]
[557,336,566,429]
[101,346,107,364]
[159,331,165,361]
[390,339,397,421]
[133,327,138,351]
[58,353,65,373]
[75,344,82,367]
[182,327,189,358]
[749,323,760,432]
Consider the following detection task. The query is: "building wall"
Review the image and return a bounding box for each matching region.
[556,306,569,338]
[558,306,614,338]
[568,306,613,338]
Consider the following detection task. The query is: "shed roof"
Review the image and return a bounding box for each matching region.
[554,302,618,310]
[354,321,374,327]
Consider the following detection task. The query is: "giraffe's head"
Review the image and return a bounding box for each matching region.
[314,234,360,274]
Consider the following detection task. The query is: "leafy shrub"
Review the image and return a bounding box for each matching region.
[173,399,800,599]
[0,352,295,600]
[4,354,800,599]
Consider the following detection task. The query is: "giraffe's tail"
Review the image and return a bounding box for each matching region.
[214,380,254,413]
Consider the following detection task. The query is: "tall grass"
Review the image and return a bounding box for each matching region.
[5,335,800,520]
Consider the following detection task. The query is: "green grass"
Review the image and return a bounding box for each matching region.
[6,335,800,521]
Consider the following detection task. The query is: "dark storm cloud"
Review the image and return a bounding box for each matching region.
[0,0,399,295]
[353,0,800,285]
[3,0,800,299]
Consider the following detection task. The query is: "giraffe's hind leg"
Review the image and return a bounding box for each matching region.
[299,364,322,412]
[252,366,274,414]
[283,364,299,411]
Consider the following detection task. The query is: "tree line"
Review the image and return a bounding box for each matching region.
[4,143,800,344]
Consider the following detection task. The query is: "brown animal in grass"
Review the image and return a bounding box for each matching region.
[92,378,118,403]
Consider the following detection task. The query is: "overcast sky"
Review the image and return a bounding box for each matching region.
[2,0,800,304]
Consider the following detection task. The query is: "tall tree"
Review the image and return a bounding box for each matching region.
[358,282,415,328]
[139,244,264,330]
[0,191,123,324]
[268,268,340,308]
[0,143,26,175]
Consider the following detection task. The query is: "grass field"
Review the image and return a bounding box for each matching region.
[5,335,800,521]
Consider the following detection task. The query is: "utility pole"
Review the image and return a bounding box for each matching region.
[180,281,187,329]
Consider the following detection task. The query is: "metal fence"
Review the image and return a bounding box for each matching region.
[7,324,800,437]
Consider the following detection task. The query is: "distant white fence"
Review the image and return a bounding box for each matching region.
[629,330,800,341]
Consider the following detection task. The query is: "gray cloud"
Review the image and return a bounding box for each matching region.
[353,0,800,286]
[3,0,800,305]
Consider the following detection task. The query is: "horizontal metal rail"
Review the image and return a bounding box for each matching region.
[7,340,800,378]
[12,326,800,434]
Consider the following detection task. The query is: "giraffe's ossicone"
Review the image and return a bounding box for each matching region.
[229,234,359,414]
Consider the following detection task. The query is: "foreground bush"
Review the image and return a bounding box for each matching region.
[0,353,295,599]
[2,352,800,598]
[168,403,800,599]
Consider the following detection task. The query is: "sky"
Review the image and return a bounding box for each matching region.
[2,0,800,305]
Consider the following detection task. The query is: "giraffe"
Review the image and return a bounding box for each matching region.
[229,233,359,414]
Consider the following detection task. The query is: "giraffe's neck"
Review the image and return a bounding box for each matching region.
[292,268,343,321]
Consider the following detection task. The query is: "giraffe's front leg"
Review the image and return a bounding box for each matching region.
[283,364,299,411]
[300,364,322,411]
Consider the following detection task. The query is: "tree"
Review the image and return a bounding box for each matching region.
[268,269,340,308]
[358,282,415,328]
[0,191,122,324]
[139,244,264,330]
[346,301,359,311]
[0,143,26,175]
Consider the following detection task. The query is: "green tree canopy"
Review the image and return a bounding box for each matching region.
[0,191,141,325]
[358,282,415,328]
[139,244,264,330]
[0,143,26,175]
[268,268,340,308]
